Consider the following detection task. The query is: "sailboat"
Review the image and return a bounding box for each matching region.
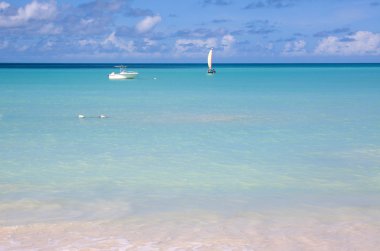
[207,48,216,74]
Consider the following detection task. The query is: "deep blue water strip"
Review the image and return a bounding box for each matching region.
[0,63,380,69]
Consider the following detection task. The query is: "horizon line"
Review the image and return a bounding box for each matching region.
[1,62,380,64]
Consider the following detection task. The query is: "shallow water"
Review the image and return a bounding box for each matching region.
[1,64,380,250]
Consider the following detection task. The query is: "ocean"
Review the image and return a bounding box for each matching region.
[1,64,380,250]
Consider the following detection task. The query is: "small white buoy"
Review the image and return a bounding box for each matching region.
[99,114,107,118]
[78,114,85,118]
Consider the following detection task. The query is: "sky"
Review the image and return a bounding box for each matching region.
[0,0,379,63]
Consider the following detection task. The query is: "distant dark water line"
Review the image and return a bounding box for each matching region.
[0,63,380,69]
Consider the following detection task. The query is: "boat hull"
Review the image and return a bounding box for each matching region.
[120,71,139,79]
[109,72,138,80]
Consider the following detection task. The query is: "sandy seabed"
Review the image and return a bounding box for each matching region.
[1,208,380,251]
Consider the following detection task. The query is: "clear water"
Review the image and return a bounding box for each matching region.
[1,64,380,250]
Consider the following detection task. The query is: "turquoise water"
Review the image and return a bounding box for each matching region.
[1,64,380,249]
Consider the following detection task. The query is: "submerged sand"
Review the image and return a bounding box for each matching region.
[1,208,380,250]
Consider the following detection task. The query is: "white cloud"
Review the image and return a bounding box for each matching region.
[142,38,157,50]
[102,32,135,52]
[265,43,274,50]
[39,23,61,34]
[79,39,98,47]
[174,35,237,57]
[136,15,161,33]
[175,38,217,55]
[0,1,10,10]
[221,34,235,51]
[80,18,94,26]
[0,40,8,49]
[0,0,57,27]
[144,38,156,47]
[17,45,29,51]
[41,40,54,50]
[315,31,380,55]
[283,40,306,55]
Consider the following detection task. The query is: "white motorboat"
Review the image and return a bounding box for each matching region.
[109,65,139,79]
[207,48,216,74]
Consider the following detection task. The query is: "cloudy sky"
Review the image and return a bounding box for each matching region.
[0,0,379,63]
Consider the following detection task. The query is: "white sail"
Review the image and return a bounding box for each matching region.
[207,48,213,69]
